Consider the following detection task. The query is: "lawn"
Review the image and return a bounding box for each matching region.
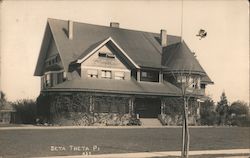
[0,127,249,158]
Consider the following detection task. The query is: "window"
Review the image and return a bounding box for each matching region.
[101,70,112,79]
[177,76,187,83]
[115,72,125,80]
[140,71,159,82]
[44,74,51,87]
[57,72,64,83]
[200,84,205,89]
[98,52,115,59]
[98,52,107,57]
[87,69,98,78]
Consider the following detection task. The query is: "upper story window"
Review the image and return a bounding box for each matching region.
[44,73,51,87]
[115,72,125,80]
[176,75,200,89]
[140,70,159,82]
[45,54,60,67]
[87,69,98,78]
[98,52,115,59]
[101,70,112,79]
[42,71,65,89]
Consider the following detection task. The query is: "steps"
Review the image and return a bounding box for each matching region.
[140,118,162,126]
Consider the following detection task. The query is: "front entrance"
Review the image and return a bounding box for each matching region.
[134,98,161,118]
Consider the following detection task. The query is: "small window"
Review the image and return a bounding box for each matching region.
[57,72,64,84]
[98,52,107,57]
[87,69,98,78]
[44,74,51,87]
[177,76,187,83]
[115,72,125,80]
[98,52,115,59]
[101,70,112,79]
[107,54,115,58]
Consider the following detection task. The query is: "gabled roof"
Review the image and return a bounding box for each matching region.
[162,41,206,75]
[35,18,181,75]
[75,37,140,68]
[35,18,213,84]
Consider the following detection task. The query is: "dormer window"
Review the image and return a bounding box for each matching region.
[140,70,159,82]
[98,52,115,59]
[45,54,61,67]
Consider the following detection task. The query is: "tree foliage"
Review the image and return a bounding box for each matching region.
[229,101,249,116]
[12,99,37,124]
[200,99,217,125]
[0,91,7,107]
[216,92,229,125]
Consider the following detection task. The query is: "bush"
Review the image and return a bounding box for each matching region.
[200,99,217,125]
[127,117,141,126]
[12,99,37,124]
[229,115,250,127]
[229,101,249,116]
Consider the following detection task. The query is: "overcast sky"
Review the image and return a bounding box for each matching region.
[0,0,249,103]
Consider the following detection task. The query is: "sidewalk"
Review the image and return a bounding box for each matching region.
[34,149,250,158]
[0,125,239,130]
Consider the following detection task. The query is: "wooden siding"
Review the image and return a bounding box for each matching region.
[81,44,131,80]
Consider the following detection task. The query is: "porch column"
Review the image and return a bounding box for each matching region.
[159,71,163,83]
[89,95,94,113]
[161,98,166,115]
[137,70,140,82]
[129,96,135,115]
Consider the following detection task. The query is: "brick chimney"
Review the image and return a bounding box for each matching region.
[110,22,119,28]
[68,20,73,40]
[160,29,167,47]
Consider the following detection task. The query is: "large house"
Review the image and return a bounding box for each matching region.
[34,18,213,125]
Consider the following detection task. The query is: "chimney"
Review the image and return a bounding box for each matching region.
[68,20,73,40]
[110,22,119,28]
[160,29,167,47]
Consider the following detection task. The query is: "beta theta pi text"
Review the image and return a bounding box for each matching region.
[50,145,100,152]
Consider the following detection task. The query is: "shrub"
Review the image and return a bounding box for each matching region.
[12,99,37,124]
[127,117,141,126]
[200,99,217,125]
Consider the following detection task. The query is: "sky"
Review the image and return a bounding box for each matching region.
[0,0,249,104]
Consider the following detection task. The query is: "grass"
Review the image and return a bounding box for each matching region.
[0,127,249,158]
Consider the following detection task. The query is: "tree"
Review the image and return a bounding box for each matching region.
[229,101,249,127]
[12,99,37,124]
[200,98,217,125]
[229,101,249,116]
[216,92,229,125]
[0,91,7,106]
[167,69,202,158]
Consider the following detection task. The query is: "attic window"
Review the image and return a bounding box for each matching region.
[98,52,115,59]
